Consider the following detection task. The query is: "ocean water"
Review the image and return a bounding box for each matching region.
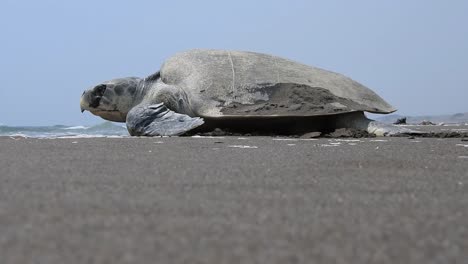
[0,122,129,138]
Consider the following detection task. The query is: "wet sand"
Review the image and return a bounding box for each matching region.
[1,127,468,263]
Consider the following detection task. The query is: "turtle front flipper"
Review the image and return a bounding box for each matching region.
[126,103,204,136]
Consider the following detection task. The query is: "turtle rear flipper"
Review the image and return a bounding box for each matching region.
[366,121,424,136]
[335,112,424,136]
[126,103,204,136]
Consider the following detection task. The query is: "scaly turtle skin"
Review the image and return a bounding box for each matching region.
[80,49,417,136]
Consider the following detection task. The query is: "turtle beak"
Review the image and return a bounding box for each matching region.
[80,91,87,113]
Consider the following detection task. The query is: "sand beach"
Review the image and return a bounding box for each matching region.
[1,124,467,263]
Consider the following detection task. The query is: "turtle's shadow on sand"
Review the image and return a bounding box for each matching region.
[185,127,468,139]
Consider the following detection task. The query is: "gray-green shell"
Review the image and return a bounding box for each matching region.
[159,49,396,117]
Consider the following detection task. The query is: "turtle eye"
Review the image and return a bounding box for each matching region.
[94,84,107,96]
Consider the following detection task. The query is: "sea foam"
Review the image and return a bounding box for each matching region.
[0,122,128,138]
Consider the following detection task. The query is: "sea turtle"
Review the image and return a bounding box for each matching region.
[80,49,417,136]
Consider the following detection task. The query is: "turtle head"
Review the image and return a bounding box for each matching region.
[80,77,142,122]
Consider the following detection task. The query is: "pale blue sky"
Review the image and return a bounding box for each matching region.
[1,0,467,125]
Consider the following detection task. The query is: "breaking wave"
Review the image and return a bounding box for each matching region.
[0,122,129,138]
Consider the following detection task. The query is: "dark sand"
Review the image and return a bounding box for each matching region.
[1,125,468,263]
[221,83,372,116]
